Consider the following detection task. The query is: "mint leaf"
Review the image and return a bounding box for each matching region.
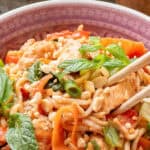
[0,73,13,102]
[103,59,126,69]
[79,44,101,54]
[58,59,97,73]
[103,125,121,147]
[6,113,38,150]
[79,36,102,54]
[27,61,44,83]
[106,44,130,64]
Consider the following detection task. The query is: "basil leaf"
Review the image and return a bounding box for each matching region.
[6,113,38,150]
[106,44,130,64]
[27,61,44,83]
[79,44,101,54]
[0,73,13,102]
[103,125,121,147]
[58,59,97,73]
[91,140,101,150]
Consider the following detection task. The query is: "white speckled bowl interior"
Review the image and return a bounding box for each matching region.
[0,1,149,59]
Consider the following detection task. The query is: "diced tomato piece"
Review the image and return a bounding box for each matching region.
[138,137,150,150]
[20,87,30,100]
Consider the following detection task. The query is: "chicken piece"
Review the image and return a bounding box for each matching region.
[101,73,140,114]
[18,39,55,69]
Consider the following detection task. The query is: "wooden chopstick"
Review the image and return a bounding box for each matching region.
[114,85,150,115]
[107,52,150,86]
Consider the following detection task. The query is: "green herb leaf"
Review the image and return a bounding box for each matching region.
[79,44,101,54]
[106,44,130,64]
[58,59,97,73]
[103,59,126,69]
[91,140,101,150]
[6,113,38,150]
[27,61,44,83]
[103,125,121,147]
[64,80,81,98]
[0,73,13,103]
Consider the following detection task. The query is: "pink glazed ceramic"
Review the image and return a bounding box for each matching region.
[0,1,149,59]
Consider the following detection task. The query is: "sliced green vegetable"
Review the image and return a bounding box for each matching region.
[64,80,81,98]
[106,44,130,64]
[91,140,101,150]
[140,102,150,122]
[58,59,97,73]
[6,113,38,150]
[27,61,44,83]
[103,125,121,147]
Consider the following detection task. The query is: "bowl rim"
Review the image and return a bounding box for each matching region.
[0,0,149,22]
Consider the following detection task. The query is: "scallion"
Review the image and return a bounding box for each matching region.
[64,80,81,98]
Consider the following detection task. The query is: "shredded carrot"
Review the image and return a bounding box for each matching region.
[52,103,79,150]
[101,38,147,58]
[32,74,52,95]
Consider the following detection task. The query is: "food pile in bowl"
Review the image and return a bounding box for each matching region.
[0,25,150,150]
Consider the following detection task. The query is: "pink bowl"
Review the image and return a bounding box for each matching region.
[0,1,149,59]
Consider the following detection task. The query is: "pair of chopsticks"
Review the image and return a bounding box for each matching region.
[107,52,150,114]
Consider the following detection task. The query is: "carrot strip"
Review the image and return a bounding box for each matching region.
[52,103,79,150]
[101,38,147,58]
[32,74,52,95]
